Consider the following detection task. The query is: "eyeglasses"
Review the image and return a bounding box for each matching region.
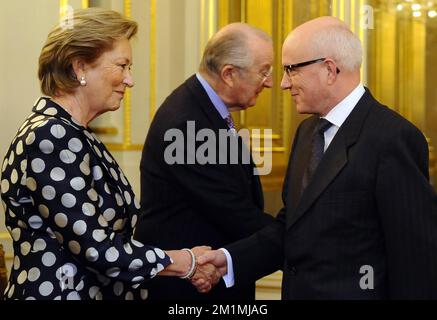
[259,65,273,81]
[283,58,340,77]
[233,65,273,82]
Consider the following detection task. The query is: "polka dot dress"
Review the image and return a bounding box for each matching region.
[1,97,171,300]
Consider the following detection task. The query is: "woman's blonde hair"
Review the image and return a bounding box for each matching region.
[38,8,137,96]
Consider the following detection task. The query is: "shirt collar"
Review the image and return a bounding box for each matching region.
[196,73,230,120]
[323,84,365,128]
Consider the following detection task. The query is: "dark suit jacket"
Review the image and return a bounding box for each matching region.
[134,75,274,300]
[226,89,437,299]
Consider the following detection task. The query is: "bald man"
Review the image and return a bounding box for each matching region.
[134,23,275,300]
[197,17,437,299]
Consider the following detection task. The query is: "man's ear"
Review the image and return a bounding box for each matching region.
[71,58,87,81]
[220,65,237,87]
[324,59,339,85]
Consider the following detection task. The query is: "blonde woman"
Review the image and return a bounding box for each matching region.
[1,8,217,300]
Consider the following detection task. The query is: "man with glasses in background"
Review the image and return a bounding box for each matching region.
[196,16,437,299]
[134,23,275,300]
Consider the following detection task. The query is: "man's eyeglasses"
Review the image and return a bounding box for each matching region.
[283,58,340,77]
[233,65,273,82]
[259,65,273,81]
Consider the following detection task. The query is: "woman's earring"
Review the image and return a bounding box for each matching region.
[80,76,87,86]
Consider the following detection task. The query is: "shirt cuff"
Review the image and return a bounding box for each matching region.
[219,248,235,288]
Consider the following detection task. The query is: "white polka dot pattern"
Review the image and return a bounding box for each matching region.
[70,177,85,191]
[50,167,65,181]
[1,98,171,300]
[39,140,54,154]
[31,158,45,173]
[50,124,66,139]
[42,185,56,200]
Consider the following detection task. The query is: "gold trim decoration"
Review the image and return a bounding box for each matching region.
[124,0,132,17]
[105,0,142,151]
[332,0,338,18]
[59,0,69,18]
[208,0,217,39]
[89,126,118,135]
[253,147,286,153]
[81,0,89,8]
[98,0,142,151]
[104,143,143,151]
[123,89,132,146]
[200,0,206,57]
[217,0,228,28]
[123,0,132,147]
[200,1,218,63]
[340,0,345,21]
[250,133,281,140]
[240,0,247,21]
[332,0,368,84]
[0,232,11,240]
[351,0,356,32]
[239,0,247,127]
[359,0,367,84]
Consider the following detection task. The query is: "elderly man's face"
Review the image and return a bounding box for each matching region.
[280,38,330,115]
[228,39,274,112]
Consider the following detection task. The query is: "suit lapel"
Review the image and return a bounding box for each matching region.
[286,89,375,229]
[185,75,263,208]
[185,75,230,132]
[286,119,315,214]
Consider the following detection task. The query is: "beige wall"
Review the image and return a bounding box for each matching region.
[0,0,60,272]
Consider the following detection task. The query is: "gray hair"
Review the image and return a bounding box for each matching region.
[199,25,271,75]
[310,25,362,72]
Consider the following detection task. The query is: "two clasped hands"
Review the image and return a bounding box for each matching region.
[165,246,228,293]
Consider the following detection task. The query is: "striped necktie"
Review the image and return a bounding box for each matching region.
[225,114,235,129]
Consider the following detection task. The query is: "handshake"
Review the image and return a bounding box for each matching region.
[168,246,229,293]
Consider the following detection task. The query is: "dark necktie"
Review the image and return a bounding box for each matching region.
[301,118,332,192]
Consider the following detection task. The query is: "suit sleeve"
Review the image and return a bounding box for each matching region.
[222,124,305,284]
[25,121,171,287]
[158,122,274,241]
[375,123,437,299]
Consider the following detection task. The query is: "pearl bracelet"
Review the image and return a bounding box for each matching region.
[180,248,197,280]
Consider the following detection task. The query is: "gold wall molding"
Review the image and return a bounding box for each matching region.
[0,232,11,241]
[149,0,157,124]
[367,0,426,131]
[200,0,218,57]
[89,126,118,135]
[108,0,140,151]
[331,0,368,84]
[1,232,13,262]
[59,0,68,13]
